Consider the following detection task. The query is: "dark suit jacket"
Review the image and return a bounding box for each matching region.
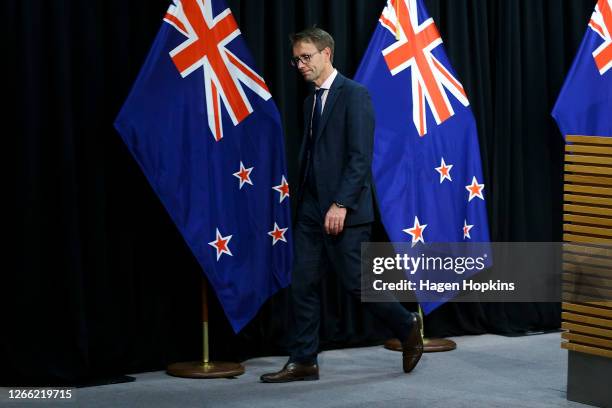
[297,73,375,226]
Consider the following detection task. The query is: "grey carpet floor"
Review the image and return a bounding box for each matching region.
[1,333,596,408]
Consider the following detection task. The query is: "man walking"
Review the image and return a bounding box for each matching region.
[260,27,423,383]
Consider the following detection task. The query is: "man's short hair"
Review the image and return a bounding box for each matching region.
[290,27,335,62]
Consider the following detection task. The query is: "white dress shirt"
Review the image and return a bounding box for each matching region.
[314,69,338,114]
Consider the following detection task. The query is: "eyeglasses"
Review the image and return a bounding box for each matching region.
[290,51,322,67]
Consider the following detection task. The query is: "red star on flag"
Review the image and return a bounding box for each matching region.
[435,157,453,183]
[268,222,288,245]
[403,216,427,245]
[272,175,290,203]
[208,228,233,261]
[463,219,474,240]
[233,161,253,189]
[465,176,485,202]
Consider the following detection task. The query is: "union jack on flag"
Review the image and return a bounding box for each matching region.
[553,0,612,137]
[115,0,293,332]
[378,0,470,136]
[589,0,612,75]
[164,0,272,141]
[355,0,490,313]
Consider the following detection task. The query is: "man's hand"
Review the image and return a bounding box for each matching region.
[325,203,347,235]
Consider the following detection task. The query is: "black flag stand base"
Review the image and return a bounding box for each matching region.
[383,306,457,353]
[166,279,245,379]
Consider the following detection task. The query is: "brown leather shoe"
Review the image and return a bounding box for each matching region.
[401,313,423,373]
[260,362,319,383]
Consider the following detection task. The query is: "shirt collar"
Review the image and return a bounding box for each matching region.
[316,69,338,91]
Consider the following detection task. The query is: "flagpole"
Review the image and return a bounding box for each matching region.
[384,305,457,353]
[202,278,210,364]
[166,277,245,378]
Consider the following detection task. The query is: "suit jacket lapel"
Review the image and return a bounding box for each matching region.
[298,93,314,165]
[315,73,345,142]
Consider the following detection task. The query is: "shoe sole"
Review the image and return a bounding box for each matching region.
[260,375,319,383]
[403,314,423,373]
[403,351,422,373]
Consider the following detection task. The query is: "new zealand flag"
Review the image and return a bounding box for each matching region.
[115,0,292,332]
[355,0,490,313]
[553,0,612,137]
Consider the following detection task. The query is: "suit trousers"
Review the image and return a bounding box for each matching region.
[289,190,414,364]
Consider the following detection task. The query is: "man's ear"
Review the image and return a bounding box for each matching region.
[323,47,332,63]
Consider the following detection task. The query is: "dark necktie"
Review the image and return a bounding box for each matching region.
[310,88,324,139]
[304,89,325,197]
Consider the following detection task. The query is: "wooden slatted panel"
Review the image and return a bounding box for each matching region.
[562,332,612,350]
[564,184,612,197]
[563,252,612,269]
[565,145,612,156]
[564,164,612,176]
[563,313,612,329]
[564,214,612,227]
[562,285,612,302]
[563,273,612,289]
[563,135,612,359]
[565,155,612,166]
[561,342,612,358]
[564,224,612,237]
[563,243,612,257]
[563,292,612,303]
[563,299,612,309]
[563,233,612,244]
[563,204,612,217]
[562,302,612,319]
[564,174,612,186]
[563,194,612,206]
[564,263,612,280]
[566,135,612,145]
[562,321,612,338]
